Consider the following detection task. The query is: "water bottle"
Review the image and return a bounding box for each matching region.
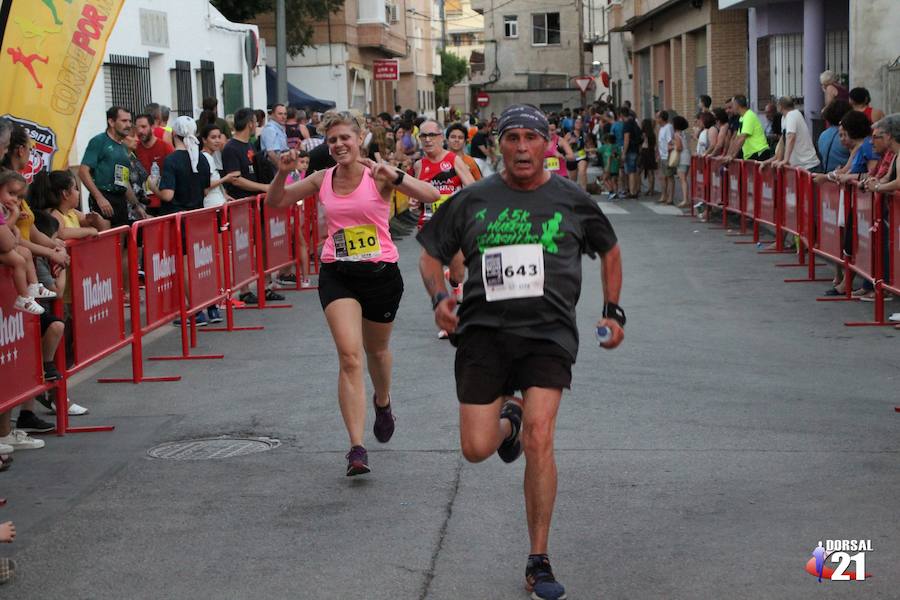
[150,161,160,184]
[596,326,612,345]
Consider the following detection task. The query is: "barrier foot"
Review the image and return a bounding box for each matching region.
[784,277,832,283]
[148,354,225,361]
[201,326,265,332]
[725,232,752,237]
[895,407,900,413]
[776,262,825,268]
[758,249,795,254]
[97,375,182,383]
[734,240,763,245]
[65,425,116,433]
[816,297,858,302]
[235,304,292,310]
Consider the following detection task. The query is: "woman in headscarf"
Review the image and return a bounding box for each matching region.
[157,116,211,215]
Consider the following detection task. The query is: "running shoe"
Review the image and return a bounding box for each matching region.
[300,278,314,289]
[49,399,89,416]
[526,555,567,600]
[346,445,371,476]
[43,361,62,382]
[207,306,223,323]
[0,430,45,450]
[265,289,286,302]
[277,273,297,286]
[373,394,395,443]
[15,410,54,434]
[497,398,523,463]
[437,329,449,340]
[239,291,258,305]
[451,283,463,303]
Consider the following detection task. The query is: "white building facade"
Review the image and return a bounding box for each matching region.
[73,0,265,164]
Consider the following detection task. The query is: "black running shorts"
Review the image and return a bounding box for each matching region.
[89,191,129,228]
[317,261,403,323]
[454,326,573,405]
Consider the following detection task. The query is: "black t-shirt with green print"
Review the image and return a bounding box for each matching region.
[417,172,618,360]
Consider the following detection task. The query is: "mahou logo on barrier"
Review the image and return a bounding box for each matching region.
[265,205,292,270]
[230,203,254,286]
[0,308,25,367]
[184,212,220,309]
[269,215,287,248]
[71,234,124,365]
[152,250,176,291]
[143,219,179,323]
[0,268,42,399]
[193,241,214,280]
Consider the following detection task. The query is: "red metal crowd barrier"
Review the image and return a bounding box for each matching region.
[146,207,226,362]
[0,267,48,417]
[202,197,264,333]
[689,157,896,336]
[885,193,900,301]
[2,191,318,435]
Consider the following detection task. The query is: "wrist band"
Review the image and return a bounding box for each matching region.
[431,291,450,310]
[602,302,626,328]
[393,170,405,186]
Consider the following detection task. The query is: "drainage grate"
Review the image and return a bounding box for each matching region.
[148,436,280,460]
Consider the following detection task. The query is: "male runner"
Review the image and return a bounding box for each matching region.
[417,104,625,600]
[413,120,474,338]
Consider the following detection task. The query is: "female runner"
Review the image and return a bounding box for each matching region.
[266,111,439,476]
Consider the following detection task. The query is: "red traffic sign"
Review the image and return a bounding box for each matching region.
[476,91,490,107]
[373,59,399,81]
[573,76,595,93]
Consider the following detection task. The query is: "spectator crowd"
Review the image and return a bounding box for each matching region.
[2,75,900,583]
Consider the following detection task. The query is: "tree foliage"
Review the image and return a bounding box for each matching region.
[212,0,345,56]
[434,50,469,107]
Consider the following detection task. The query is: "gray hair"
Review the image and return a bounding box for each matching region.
[819,70,838,85]
[160,105,171,121]
[874,113,900,141]
[776,96,795,110]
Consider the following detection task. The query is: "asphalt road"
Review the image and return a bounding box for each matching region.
[2,193,898,599]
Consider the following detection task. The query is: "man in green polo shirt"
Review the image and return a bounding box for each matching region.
[724,95,773,163]
[78,106,133,227]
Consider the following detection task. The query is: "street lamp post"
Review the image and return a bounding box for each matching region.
[276,0,288,105]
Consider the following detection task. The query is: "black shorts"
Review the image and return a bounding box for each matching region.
[89,191,129,228]
[317,261,403,323]
[40,311,64,335]
[454,326,573,405]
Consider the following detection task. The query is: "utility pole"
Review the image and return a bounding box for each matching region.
[439,0,446,51]
[276,0,288,105]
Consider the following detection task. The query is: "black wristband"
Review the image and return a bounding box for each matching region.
[392,170,405,186]
[602,302,626,328]
[431,291,450,310]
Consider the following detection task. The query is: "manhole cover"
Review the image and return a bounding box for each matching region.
[148,436,280,460]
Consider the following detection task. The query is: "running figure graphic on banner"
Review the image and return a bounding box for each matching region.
[7,47,49,89]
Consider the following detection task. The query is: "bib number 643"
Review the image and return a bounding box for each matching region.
[482,244,544,302]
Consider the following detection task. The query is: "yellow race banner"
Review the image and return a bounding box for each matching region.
[0,0,125,173]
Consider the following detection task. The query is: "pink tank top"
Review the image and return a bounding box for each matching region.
[544,135,568,176]
[319,166,398,264]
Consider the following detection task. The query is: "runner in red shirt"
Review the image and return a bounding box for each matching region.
[412,120,474,339]
[133,113,173,215]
